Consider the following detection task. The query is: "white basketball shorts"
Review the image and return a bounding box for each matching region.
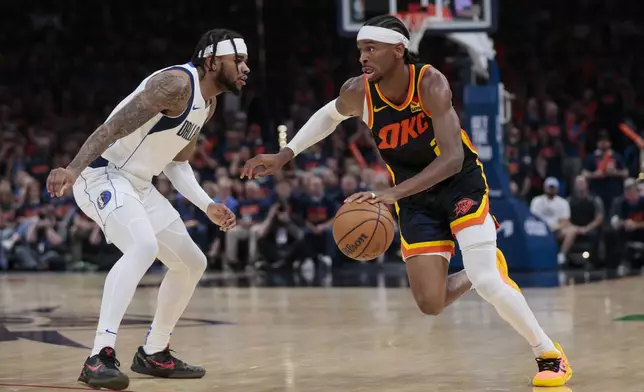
[72,164,180,242]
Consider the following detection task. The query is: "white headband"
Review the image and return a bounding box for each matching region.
[357,26,410,48]
[199,38,248,58]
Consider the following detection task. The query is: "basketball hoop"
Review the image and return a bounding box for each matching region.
[394,10,431,54]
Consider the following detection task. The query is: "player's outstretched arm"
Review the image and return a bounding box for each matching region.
[46,70,192,197]
[392,68,464,199]
[240,76,365,179]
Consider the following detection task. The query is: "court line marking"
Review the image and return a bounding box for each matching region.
[0,383,135,391]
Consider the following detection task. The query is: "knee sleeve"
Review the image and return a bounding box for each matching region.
[456,215,505,300]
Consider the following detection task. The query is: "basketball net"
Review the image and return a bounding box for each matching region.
[394,8,496,79]
[394,10,432,54]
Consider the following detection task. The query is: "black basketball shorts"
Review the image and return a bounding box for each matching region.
[391,163,498,260]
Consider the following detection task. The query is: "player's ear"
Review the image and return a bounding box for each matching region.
[394,44,405,60]
[206,56,217,73]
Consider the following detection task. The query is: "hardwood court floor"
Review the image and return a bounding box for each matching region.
[0,272,642,391]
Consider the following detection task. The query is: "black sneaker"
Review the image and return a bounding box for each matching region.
[130,346,206,379]
[78,347,130,390]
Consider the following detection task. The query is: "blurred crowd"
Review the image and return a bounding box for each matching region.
[3,0,644,272]
[491,0,644,270]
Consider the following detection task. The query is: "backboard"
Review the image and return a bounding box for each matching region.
[337,0,498,36]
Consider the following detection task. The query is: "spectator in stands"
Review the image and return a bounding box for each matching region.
[298,175,337,268]
[582,130,628,210]
[15,205,65,270]
[257,180,304,268]
[609,178,644,269]
[564,175,604,264]
[529,177,571,265]
[319,167,340,202]
[68,210,104,269]
[333,174,360,205]
[505,125,532,200]
[226,181,269,267]
[296,143,327,171]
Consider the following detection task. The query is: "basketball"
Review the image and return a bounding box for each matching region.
[332,201,395,261]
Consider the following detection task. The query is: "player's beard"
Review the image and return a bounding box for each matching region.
[217,71,241,95]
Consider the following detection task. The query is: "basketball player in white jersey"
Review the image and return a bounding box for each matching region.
[46,29,248,390]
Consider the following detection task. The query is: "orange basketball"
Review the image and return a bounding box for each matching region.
[332,201,395,261]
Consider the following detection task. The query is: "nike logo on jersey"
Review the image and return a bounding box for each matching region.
[176,121,201,141]
[373,105,388,113]
[192,105,200,110]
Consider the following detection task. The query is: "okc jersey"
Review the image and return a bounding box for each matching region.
[91,62,211,182]
[361,63,480,199]
[360,63,495,260]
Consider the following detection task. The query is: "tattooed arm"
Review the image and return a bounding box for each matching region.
[67,70,192,174]
[46,70,192,197]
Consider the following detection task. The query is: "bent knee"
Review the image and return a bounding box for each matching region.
[470,273,507,300]
[415,298,445,316]
[132,238,159,261]
[189,251,208,274]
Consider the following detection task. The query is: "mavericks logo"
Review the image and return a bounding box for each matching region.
[97,190,111,210]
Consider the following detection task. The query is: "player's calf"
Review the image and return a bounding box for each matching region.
[406,254,450,316]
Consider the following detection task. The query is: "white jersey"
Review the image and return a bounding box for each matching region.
[91,62,210,183]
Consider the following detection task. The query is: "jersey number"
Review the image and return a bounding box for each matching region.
[430,138,441,156]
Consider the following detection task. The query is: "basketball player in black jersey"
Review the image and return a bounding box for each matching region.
[242,15,572,387]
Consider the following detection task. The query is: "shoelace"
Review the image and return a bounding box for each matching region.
[99,352,121,369]
[536,357,561,372]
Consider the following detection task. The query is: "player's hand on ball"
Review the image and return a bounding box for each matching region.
[345,188,400,204]
[207,203,236,231]
[46,167,79,198]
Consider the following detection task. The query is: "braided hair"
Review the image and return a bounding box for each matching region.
[191,29,244,72]
[363,15,419,64]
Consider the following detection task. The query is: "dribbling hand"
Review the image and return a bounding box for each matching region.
[207,203,236,231]
[344,188,401,205]
[46,167,79,198]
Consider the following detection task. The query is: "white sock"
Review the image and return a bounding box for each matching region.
[458,216,559,358]
[144,327,172,355]
[89,196,160,357]
[142,219,207,355]
[532,338,558,358]
[91,328,118,356]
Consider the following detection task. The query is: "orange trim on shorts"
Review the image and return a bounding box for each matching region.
[375,64,416,110]
[363,76,374,129]
[401,239,455,260]
[450,194,490,234]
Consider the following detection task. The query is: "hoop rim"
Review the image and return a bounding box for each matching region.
[394,11,430,34]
